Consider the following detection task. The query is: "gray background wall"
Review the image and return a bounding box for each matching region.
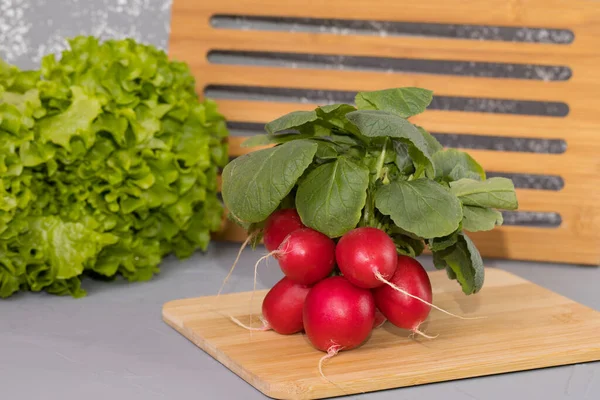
[0,0,172,70]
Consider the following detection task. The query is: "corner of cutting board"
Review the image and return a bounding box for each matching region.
[161,299,187,330]
[160,297,314,399]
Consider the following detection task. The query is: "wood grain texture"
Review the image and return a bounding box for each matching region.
[170,0,600,265]
[162,268,600,399]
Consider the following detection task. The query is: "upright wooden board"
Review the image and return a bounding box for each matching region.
[162,269,600,400]
[169,0,600,265]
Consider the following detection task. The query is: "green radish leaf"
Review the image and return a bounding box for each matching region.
[346,110,435,177]
[461,234,485,291]
[240,134,273,148]
[409,145,435,179]
[375,179,463,238]
[312,136,359,159]
[393,141,415,174]
[222,140,318,223]
[392,139,431,178]
[355,87,433,118]
[389,225,423,241]
[311,135,362,151]
[346,110,422,140]
[315,141,339,160]
[383,140,396,164]
[227,210,252,230]
[433,233,484,295]
[432,251,459,281]
[417,126,443,154]
[318,104,355,114]
[296,156,369,238]
[450,177,518,210]
[446,266,458,280]
[392,234,425,257]
[249,224,264,250]
[363,137,393,174]
[449,164,483,182]
[265,110,318,134]
[462,206,503,232]
[433,148,486,182]
[278,191,297,210]
[382,162,401,182]
[241,133,312,147]
[316,103,360,134]
[321,134,362,146]
[428,231,459,252]
[218,86,514,299]
[432,251,447,271]
[299,122,335,137]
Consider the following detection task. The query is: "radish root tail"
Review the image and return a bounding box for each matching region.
[318,344,350,394]
[216,234,254,298]
[412,328,439,340]
[230,315,271,332]
[249,250,280,330]
[374,271,486,321]
[318,345,341,380]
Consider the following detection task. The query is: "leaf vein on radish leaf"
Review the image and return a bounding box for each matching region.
[450,177,518,210]
[432,233,484,294]
[374,179,462,239]
[296,157,368,238]
[222,140,318,223]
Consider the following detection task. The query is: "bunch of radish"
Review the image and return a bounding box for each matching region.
[218,87,514,380]
[245,208,437,363]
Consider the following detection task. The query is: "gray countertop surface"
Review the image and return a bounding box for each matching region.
[1,2,598,399]
[1,242,599,400]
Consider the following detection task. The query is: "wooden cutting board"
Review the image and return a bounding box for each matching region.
[162,269,600,399]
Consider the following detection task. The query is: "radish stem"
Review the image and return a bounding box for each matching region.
[374,271,486,321]
[230,315,271,331]
[216,233,254,297]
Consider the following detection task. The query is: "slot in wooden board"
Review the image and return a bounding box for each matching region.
[162,269,600,399]
[170,0,600,264]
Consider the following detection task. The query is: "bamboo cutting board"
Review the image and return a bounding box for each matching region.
[162,269,600,399]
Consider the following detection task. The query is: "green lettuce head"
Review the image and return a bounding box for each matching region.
[0,36,228,298]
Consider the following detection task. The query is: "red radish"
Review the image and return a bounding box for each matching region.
[261,277,311,334]
[275,228,336,285]
[263,209,305,252]
[335,227,397,289]
[303,276,375,353]
[373,255,433,336]
[303,276,375,383]
[242,227,334,328]
[218,208,303,299]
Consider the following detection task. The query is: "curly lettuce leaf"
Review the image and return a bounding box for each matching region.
[0,36,228,298]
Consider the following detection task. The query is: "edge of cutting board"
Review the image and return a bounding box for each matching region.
[161,268,600,399]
